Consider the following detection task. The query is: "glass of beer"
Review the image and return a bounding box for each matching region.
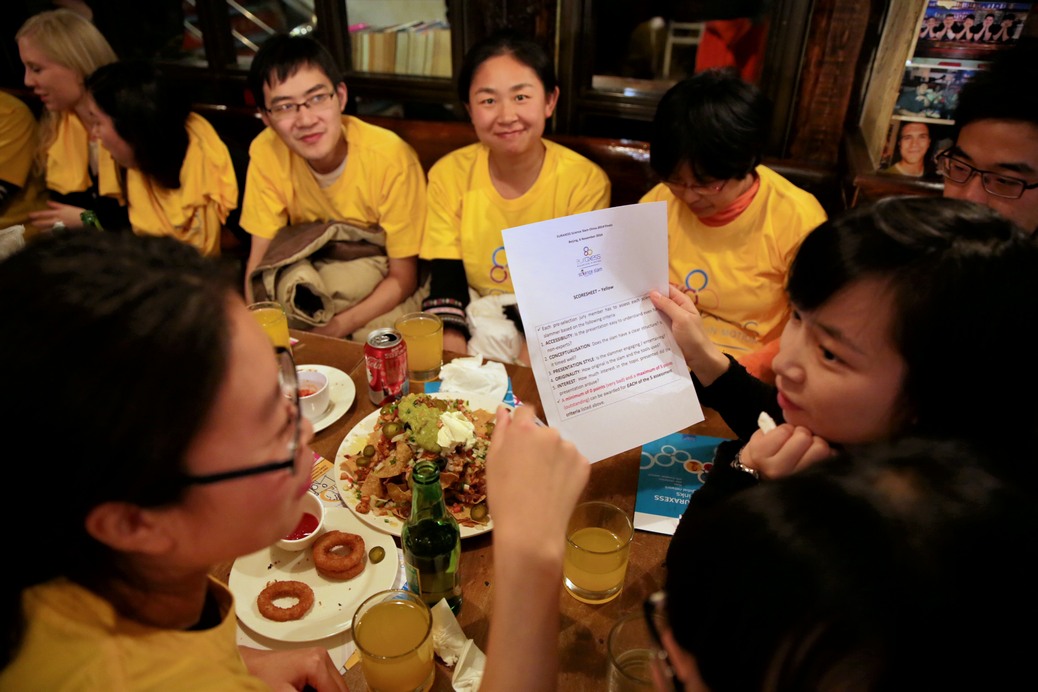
[394,312,443,382]
[563,501,634,604]
[352,589,435,692]
[247,301,291,351]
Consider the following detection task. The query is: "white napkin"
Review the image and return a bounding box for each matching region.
[430,599,486,691]
[438,355,509,403]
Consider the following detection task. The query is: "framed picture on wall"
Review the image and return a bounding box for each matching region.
[879,116,955,180]
[914,1,1033,60]
[893,57,986,122]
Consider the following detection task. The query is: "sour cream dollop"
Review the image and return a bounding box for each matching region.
[437,411,476,450]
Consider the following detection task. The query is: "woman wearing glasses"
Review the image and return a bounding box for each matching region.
[640,69,827,367]
[85,60,238,257]
[0,232,345,690]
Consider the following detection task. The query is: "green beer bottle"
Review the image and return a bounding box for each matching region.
[80,210,105,231]
[402,459,462,614]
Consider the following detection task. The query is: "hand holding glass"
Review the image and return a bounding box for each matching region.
[395,312,443,382]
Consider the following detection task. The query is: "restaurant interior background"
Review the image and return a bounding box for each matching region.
[2,1,1035,208]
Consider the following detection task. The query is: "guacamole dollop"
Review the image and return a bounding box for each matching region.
[397,395,442,451]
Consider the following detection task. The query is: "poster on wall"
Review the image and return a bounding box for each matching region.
[913,1,1032,60]
[893,57,986,123]
[878,116,955,179]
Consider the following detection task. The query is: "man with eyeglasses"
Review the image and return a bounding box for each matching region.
[240,34,427,339]
[938,38,1038,234]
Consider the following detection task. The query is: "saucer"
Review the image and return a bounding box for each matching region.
[296,365,356,433]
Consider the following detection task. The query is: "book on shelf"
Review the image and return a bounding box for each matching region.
[430,25,452,78]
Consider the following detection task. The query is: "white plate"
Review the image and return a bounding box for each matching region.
[229,506,398,642]
[335,392,509,539]
[298,365,356,433]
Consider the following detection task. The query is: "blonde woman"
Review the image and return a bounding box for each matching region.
[16,9,125,230]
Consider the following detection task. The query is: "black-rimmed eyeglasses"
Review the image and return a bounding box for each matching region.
[935,151,1038,200]
[644,590,682,692]
[179,348,301,486]
[264,91,337,121]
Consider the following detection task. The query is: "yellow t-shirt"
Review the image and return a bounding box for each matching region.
[421,139,611,296]
[45,110,123,202]
[640,165,827,355]
[125,113,238,257]
[240,115,425,258]
[0,578,269,691]
[0,91,47,233]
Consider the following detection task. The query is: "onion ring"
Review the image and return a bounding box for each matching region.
[312,530,367,580]
[257,580,314,622]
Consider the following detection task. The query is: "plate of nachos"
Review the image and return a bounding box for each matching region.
[335,392,508,538]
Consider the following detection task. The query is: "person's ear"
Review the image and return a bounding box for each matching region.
[662,628,706,691]
[544,86,560,118]
[85,502,174,555]
[336,82,348,112]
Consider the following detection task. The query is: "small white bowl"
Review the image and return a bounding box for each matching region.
[296,368,330,422]
[277,491,325,551]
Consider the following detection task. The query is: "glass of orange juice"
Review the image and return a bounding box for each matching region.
[352,589,435,692]
[247,301,291,351]
[563,501,634,604]
[394,312,443,382]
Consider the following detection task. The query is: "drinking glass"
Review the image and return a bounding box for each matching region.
[247,301,291,351]
[352,589,435,692]
[607,611,663,692]
[394,312,443,382]
[563,501,634,604]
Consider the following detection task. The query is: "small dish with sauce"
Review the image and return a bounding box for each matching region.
[276,491,325,551]
[296,367,331,422]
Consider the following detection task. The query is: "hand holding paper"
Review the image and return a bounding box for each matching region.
[502,202,703,461]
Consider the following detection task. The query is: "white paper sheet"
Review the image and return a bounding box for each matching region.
[502,202,703,462]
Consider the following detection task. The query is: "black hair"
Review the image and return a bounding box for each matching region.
[953,37,1038,134]
[248,33,343,109]
[786,196,1038,449]
[649,68,770,182]
[86,60,190,190]
[665,437,1038,691]
[456,28,557,105]
[0,231,232,667]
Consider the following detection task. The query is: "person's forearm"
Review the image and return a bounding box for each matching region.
[481,540,564,692]
[334,271,415,336]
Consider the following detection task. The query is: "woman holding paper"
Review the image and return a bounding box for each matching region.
[420,29,611,366]
[651,196,1038,513]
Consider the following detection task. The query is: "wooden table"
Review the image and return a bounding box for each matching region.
[219,330,734,690]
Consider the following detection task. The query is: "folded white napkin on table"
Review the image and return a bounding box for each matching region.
[437,355,509,403]
[430,599,486,691]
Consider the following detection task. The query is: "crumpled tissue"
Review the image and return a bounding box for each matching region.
[431,599,485,691]
[437,354,509,403]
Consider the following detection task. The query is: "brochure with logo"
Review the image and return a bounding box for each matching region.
[502,202,702,462]
[634,432,728,535]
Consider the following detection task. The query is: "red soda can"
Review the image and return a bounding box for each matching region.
[365,328,409,405]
